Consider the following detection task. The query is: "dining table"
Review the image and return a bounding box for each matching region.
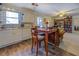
[37,28,58,56]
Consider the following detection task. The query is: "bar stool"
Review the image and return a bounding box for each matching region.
[31,27,45,56]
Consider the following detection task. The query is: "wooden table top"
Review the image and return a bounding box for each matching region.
[37,28,57,33]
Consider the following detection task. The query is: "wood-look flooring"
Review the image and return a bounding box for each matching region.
[0,39,75,56]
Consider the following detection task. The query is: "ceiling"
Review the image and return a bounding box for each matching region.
[5,3,79,16]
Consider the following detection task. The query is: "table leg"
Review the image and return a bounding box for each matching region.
[36,36,39,56]
[44,32,48,56]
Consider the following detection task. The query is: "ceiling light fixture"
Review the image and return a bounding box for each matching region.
[32,3,38,6]
[59,14,63,17]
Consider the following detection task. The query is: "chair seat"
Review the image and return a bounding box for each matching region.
[32,35,44,40]
[38,32,45,36]
[38,35,44,40]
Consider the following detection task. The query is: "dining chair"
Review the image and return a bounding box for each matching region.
[31,27,45,56]
[48,28,61,46]
[57,28,65,42]
[54,28,65,46]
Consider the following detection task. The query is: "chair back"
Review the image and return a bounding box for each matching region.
[31,27,38,38]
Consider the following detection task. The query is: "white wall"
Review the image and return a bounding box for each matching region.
[72,15,79,32]
[72,15,79,26]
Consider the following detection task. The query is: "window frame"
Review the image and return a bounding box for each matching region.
[37,17,43,28]
[6,11,19,24]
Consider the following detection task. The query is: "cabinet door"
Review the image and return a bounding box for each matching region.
[11,29,22,42]
[22,28,31,40]
[0,29,22,48]
[0,29,16,47]
[0,30,7,47]
[26,28,31,39]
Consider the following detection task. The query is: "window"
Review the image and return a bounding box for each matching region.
[6,11,19,24]
[37,17,43,27]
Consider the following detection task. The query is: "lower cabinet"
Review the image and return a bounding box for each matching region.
[0,28,31,48]
[22,28,31,40]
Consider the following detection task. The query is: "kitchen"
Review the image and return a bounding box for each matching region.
[0,3,79,56]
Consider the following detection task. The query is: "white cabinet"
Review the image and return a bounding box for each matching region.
[0,29,21,47]
[22,28,31,40]
[9,29,22,42]
[0,28,31,48]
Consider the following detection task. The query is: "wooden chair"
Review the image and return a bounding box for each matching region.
[48,28,63,47]
[57,28,65,42]
[31,27,45,56]
[54,28,65,46]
